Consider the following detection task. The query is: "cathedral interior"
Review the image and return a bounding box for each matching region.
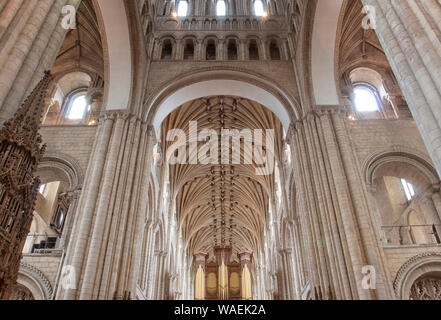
[1,0,441,301]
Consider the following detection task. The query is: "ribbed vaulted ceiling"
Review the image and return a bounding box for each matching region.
[161,96,284,260]
[53,0,104,77]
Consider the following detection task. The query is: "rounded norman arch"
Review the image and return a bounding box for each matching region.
[393,252,441,300]
[363,147,439,190]
[311,0,344,106]
[93,0,132,111]
[36,152,84,190]
[144,68,300,132]
[17,263,53,300]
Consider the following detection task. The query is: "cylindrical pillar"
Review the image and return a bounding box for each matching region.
[362,0,441,177]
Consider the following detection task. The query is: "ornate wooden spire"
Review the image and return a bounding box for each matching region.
[0,71,52,300]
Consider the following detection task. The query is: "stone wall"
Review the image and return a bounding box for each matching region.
[145,61,300,104]
[383,245,441,282]
[348,119,429,165]
[21,254,62,288]
[40,125,98,172]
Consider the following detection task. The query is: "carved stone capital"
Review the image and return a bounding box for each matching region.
[315,105,348,117]
[286,123,296,143]
[66,186,82,200]
[99,110,118,123]
[116,111,131,121]
[146,125,158,145]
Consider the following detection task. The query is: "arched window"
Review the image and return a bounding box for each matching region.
[206,39,216,60]
[269,40,281,60]
[353,84,380,113]
[67,94,89,120]
[249,40,259,60]
[39,184,46,195]
[161,39,173,59]
[227,39,238,60]
[184,39,194,60]
[177,0,188,17]
[254,0,265,16]
[217,0,226,16]
[401,178,415,201]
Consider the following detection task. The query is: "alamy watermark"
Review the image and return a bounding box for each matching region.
[166,121,275,176]
[61,5,77,30]
[362,265,376,290]
[59,265,77,290]
[362,5,377,30]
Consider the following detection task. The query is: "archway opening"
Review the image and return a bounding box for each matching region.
[141,94,290,300]
[368,158,441,246]
[148,74,297,133]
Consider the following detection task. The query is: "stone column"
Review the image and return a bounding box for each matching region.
[0,0,22,38]
[283,248,297,300]
[421,184,441,242]
[287,118,340,300]
[63,112,115,300]
[145,223,156,298]
[59,187,82,249]
[421,193,441,243]
[171,39,178,60]
[154,251,167,299]
[153,38,161,60]
[319,107,372,300]
[327,106,395,299]
[79,113,127,299]
[146,226,158,299]
[290,221,304,298]
[125,125,156,298]
[430,184,441,223]
[254,264,261,299]
[195,39,203,61]
[175,39,184,60]
[278,250,292,300]
[209,0,216,16]
[362,0,441,177]
[287,106,394,300]
[153,250,164,300]
[0,0,81,123]
[260,40,268,60]
[281,39,290,61]
[217,38,225,60]
[239,39,247,60]
[61,112,156,300]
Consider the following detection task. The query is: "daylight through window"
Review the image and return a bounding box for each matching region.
[68,95,88,120]
[353,86,380,112]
